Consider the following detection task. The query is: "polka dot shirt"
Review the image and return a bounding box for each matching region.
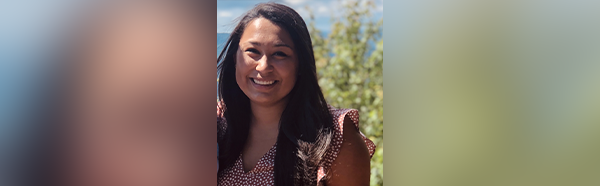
[217,104,376,186]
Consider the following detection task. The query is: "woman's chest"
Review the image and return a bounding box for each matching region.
[218,147,276,186]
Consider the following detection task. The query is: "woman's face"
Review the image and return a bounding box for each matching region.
[235,17,298,106]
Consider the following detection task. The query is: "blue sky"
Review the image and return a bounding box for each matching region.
[217,0,383,33]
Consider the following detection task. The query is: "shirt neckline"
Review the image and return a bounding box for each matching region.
[239,143,277,174]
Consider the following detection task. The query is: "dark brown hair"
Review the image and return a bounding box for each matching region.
[217,2,333,186]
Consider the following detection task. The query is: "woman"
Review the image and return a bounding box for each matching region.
[217,3,376,186]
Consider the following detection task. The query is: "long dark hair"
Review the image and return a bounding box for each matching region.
[217,3,333,186]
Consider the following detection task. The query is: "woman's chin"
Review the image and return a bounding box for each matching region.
[248,95,284,106]
[248,98,274,106]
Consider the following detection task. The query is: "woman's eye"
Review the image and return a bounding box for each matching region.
[245,49,259,54]
[274,52,288,57]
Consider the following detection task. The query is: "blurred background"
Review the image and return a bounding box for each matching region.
[1,0,218,185]
[0,0,87,183]
[218,0,384,185]
[385,0,600,185]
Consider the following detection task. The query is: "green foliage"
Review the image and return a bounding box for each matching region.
[307,0,383,185]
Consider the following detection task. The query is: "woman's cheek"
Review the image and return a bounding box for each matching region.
[278,61,298,89]
[237,55,255,72]
[235,56,249,84]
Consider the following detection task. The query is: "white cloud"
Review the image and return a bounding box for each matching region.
[340,0,350,6]
[293,1,337,19]
[217,8,246,33]
[283,0,307,5]
[218,11,233,18]
[295,8,310,19]
[317,5,328,13]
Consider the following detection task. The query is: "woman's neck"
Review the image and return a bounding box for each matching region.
[249,99,288,131]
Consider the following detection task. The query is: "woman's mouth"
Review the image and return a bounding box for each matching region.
[251,78,278,86]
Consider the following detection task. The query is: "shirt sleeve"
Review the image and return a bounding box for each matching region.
[318,107,376,182]
[217,102,226,140]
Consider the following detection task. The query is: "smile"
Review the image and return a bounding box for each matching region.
[251,78,278,86]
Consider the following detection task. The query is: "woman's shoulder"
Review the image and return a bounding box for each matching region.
[217,101,224,117]
[327,105,360,129]
[217,101,226,136]
[322,105,376,166]
[217,102,225,122]
[320,106,375,186]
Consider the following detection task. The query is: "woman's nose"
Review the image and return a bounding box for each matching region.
[255,55,273,72]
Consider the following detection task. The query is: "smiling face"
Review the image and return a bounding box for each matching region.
[235,17,298,106]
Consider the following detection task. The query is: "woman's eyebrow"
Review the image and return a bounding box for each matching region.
[246,41,293,49]
[274,43,293,49]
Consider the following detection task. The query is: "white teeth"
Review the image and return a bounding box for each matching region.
[252,79,275,85]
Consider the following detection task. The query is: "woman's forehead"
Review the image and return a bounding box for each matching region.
[239,18,294,48]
